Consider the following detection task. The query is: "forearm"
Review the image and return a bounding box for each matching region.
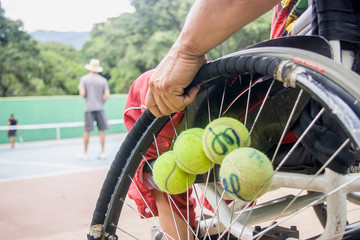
[103,89,110,103]
[176,0,279,56]
[79,89,86,97]
[145,0,280,117]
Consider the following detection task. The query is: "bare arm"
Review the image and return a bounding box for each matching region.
[145,0,279,117]
[79,88,86,98]
[103,89,110,103]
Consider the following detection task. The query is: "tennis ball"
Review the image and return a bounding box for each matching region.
[174,128,213,174]
[219,147,273,201]
[153,151,196,194]
[202,117,251,164]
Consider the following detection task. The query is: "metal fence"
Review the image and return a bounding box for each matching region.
[0,119,124,142]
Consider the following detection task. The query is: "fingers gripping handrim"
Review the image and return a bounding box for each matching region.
[146,81,200,117]
[145,89,171,118]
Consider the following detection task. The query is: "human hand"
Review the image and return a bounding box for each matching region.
[145,45,207,118]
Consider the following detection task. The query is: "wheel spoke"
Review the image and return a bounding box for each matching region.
[91,48,360,240]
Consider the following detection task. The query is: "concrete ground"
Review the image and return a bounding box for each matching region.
[0,134,126,240]
[0,133,126,181]
[0,134,358,240]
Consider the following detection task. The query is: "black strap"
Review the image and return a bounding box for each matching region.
[313,0,360,44]
[292,100,360,174]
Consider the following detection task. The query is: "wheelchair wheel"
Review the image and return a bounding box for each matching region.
[88,45,360,240]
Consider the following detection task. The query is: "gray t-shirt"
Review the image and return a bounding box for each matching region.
[78,73,109,112]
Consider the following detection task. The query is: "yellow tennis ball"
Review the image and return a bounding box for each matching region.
[153,151,196,194]
[202,117,251,164]
[219,147,273,201]
[174,128,214,174]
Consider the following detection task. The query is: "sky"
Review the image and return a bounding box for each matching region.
[1,0,135,32]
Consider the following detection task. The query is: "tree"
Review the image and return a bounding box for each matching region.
[0,4,42,96]
[82,0,272,94]
[38,42,81,62]
[36,49,87,95]
[0,1,272,97]
[130,0,192,32]
[82,0,193,94]
[33,42,86,95]
[207,11,273,60]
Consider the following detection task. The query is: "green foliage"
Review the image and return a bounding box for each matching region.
[38,42,81,62]
[82,0,272,94]
[81,0,193,94]
[0,3,88,96]
[0,0,273,96]
[142,30,178,68]
[207,11,272,60]
[37,50,87,95]
[34,42,87,95]
[0,6,42,96]
[131,0,193,32]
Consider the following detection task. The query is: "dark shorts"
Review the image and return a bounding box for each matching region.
[84,111,109,132]
[8,130,16,137]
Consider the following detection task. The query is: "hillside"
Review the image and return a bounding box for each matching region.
[30,30,90,50]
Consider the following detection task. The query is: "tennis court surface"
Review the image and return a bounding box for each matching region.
[0,133,337,240]
[0,133,127,240]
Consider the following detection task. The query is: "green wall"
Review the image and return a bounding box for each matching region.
[0,94,127,144]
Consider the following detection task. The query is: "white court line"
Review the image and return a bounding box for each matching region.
[0,165,110,183]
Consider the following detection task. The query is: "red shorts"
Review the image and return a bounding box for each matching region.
[124,69,197,229]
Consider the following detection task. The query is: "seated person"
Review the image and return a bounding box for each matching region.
[124,69,196,240]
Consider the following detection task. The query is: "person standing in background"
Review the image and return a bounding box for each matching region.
[78,59,110,160]
[8,114,18,148]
